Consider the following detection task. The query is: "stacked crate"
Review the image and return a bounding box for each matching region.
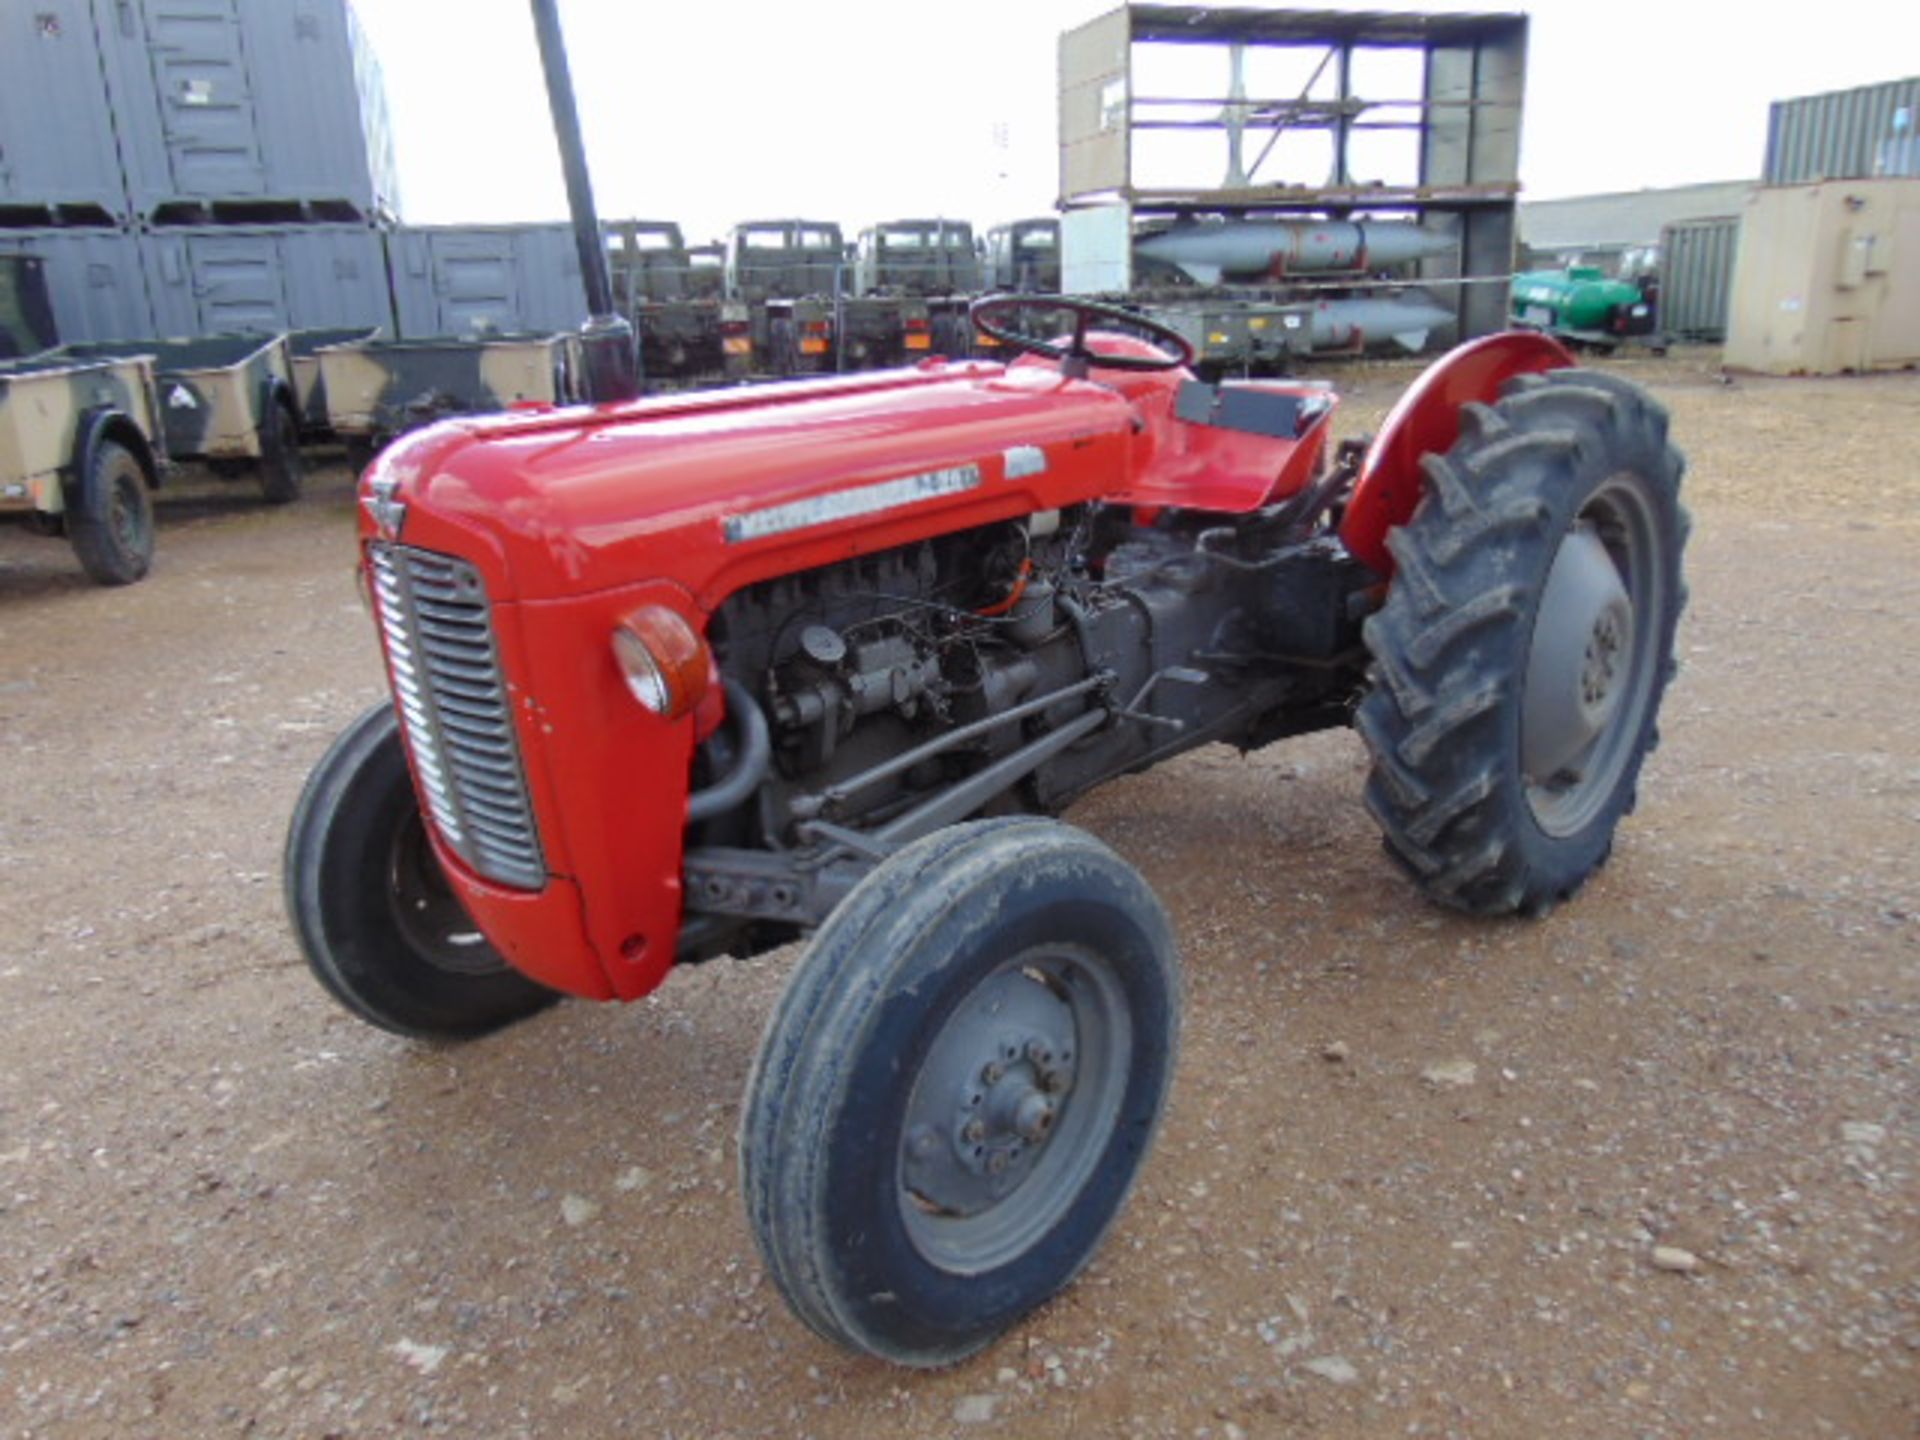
[0,0,397,343]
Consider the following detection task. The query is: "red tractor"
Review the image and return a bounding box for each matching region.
[285,3,1687,1370]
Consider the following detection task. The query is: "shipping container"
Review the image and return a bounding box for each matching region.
[0,255,59,358]
[386,225,588,338]
[1725,178,1920,374]
[1658,215,1740,342]
[0,229,153,342]
[94,0,399,224]
[0,0,129,223]
[1764,77,1920,186]
[142,225,391,337]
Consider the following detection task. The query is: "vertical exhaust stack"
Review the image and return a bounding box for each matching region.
[528,0,640,404]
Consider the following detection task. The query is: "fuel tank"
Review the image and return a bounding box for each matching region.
[1309,295,1458,353]
[1135,219,1456,286]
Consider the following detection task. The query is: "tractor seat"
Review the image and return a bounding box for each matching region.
[1175,380,1331,440]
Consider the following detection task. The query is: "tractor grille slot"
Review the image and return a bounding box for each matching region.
[370,544,545,891]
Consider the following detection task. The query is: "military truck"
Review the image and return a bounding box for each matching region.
[59,334,302,503]
[724,220,843,377]
[604,220,725,388]
[985,218,1062,294]
[0,351,165,584]
[847,219,983,367]
[316,332,577,457]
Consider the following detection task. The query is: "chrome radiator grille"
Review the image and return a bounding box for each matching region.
[370,544,545,890]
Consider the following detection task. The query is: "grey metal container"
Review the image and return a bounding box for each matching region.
[94,0,400,223]
[386,224,588,339]
[1659,215,1741,342]
[0,0,130,222]
[1764,77,1920,186]
[0,254,59,357]
[0,228,154,342]
[141,225,392,337]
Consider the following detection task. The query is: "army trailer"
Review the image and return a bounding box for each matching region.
[316,332,578,455]
[0,352,164,584]
[58,334,302,504]
[725,220,844,378]
[290,327,382,437]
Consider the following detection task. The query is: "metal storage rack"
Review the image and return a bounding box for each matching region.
[1058,4,1527,342]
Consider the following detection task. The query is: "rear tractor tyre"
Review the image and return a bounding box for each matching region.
[256,403,304,505]
[1357,368,1688,916]
[66,439,153,586]
[741,818,1180,1366]
[284,702,557,1040]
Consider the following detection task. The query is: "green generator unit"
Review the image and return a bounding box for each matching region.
[1510,266,1659,351]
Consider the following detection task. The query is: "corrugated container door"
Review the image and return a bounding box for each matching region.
[186,233,287,331]
[512,224,586,334]
[237,0,393,216]
[144,231,284,334]
[0,1,129,217]
[428,232,523,336]
[141,0,267,199]
[1659,217,1741,342]
[278,227,392,331]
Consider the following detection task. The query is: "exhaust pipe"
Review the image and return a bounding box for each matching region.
[528,0,640,404]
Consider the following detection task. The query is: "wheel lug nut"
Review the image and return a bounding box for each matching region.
[982,1062,1004,1085]
[1025,1039,1052,1065]
[1014,1092,1056,1142]
[987,1150,1009,1175]
[963,1119,986,1144]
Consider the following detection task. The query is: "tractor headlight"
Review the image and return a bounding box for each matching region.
[613,604,710,718]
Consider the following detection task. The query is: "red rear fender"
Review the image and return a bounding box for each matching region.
[1338,331,1576,576]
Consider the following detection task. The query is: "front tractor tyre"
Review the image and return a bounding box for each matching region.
[741,819,1181,1366]
[67,439,153,586]
[284,702,557,1040]
[1357,369,1688,916]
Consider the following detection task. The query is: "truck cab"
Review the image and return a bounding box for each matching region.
[853,219,981,298]
[724,219,844,304]
[986,218,1061,293]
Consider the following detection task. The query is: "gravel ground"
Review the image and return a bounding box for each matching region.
[1,352,1915,1438]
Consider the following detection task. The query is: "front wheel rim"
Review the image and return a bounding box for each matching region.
[385,810,506,976]
[110,475,144,554]
[897,947,1132,1275]
[1522,473,1667,837]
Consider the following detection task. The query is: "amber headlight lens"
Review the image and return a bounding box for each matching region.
[612,604,710,718]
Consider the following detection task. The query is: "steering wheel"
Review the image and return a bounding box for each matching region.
[970,294,1195,377]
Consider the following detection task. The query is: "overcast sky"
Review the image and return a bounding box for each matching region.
[353,0,1919,242]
